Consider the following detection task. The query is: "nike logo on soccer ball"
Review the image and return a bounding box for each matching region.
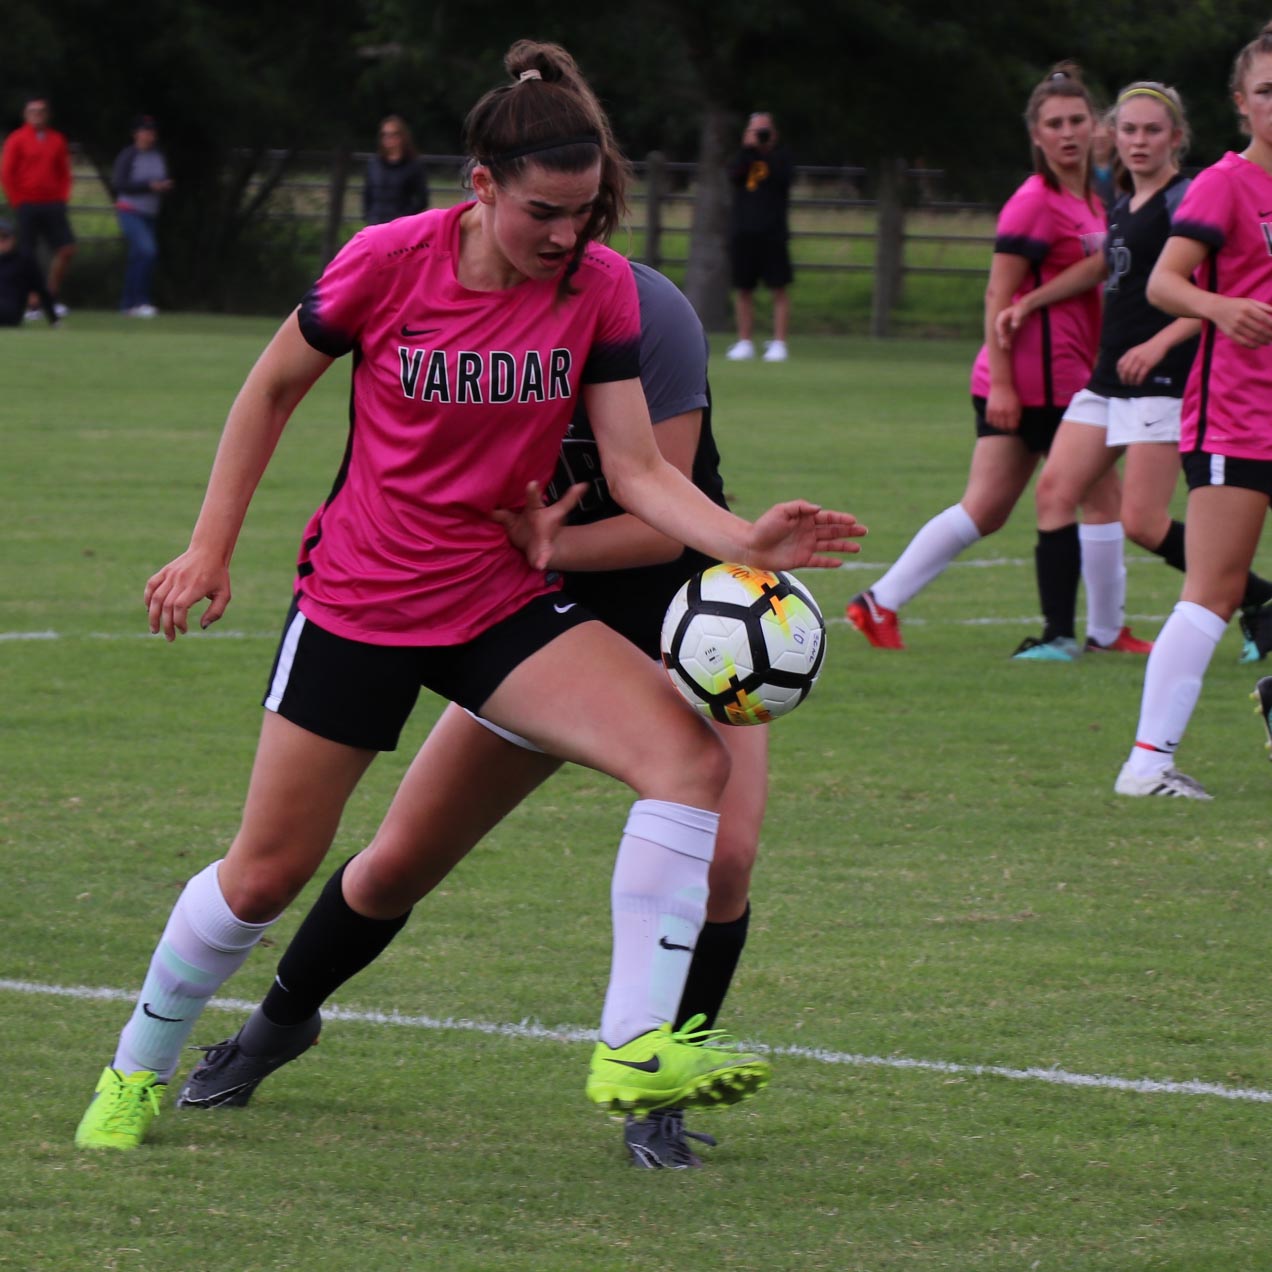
[658,935,694,952]
[553,602,577,614]
[142,1002,184,1022]
[607,1055,661,1072]
[400,324,439,338]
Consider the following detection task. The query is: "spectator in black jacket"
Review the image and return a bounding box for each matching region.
[725,112,794,363]
[112,116,172,318]
[363,115,430,225]
[0,218,57,326]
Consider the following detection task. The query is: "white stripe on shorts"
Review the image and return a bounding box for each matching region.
[1211,454,1226,486]
[264,609,307,712]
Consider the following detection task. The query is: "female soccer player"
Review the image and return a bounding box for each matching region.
[173,263,765,1171]
[74,41,864,1151]
[847,63,1124,652]
[1114,23,1272,799]
[1002,83,1272,664]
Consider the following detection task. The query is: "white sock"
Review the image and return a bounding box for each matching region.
[1080,521,1126,647]
[113,861,276,1080]
[871,504,981,612]
[1124,602,1226,777]
[599,799,717,1048]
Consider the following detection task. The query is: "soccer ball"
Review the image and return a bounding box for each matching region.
[660,563,826,726]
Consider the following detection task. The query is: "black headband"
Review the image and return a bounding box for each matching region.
[486,133,601,164]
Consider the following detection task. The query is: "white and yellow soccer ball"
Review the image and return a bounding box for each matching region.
[659,563,826,726]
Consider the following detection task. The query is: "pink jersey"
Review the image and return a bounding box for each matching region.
[294,202,641,645]
[1173,152,1272,460]
[970,174,1105,406]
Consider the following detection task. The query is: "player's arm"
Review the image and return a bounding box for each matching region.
[539,410,703,572]
[144,310,334,640]
[982,252,1031,431]
[583,378,865,571]
[1115,316,1202,386]
[1148,236,1272,349]
[995,251,1106,348]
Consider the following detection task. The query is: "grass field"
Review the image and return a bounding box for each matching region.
[4,315,1272,1271]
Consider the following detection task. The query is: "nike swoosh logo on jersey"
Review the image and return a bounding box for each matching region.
[142,1002,184,1022]
[658,935,694,952]
[1260,209,1272,218]
[553,602,577,613]
[400,324,439,338]
[606,1055,661,1072]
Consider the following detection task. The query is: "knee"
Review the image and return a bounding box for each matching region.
[218,853,311,923]
[643,719,732,808]
[1121,506,1162,549]
[1035,468,1081,523]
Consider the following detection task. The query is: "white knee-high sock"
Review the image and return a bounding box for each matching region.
[1080,521,1126,647]
[871,504,981,612]
[1124,602,1226,777]
[600,800,717,1048]
[113,861,276,1080]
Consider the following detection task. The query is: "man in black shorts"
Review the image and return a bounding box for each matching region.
[725,112,793,363]
[1,96,75,317]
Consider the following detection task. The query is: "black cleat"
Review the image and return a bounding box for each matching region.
[176,1011,321,1109]
[624,1108,718,1170]
[1252,677,1272,758]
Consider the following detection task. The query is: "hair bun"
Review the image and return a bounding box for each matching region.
[1047,59,1084,84]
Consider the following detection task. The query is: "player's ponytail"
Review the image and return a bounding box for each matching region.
[464,40,629,294]
[1023,60,1099,196]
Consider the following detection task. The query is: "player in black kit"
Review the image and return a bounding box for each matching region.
[174,263,775,1170]
[1001,81,1272,666]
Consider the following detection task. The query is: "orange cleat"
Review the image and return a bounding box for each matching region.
[846,590,905,650]
[1085,626,1153,654]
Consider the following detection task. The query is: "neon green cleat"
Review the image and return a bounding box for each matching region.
[586,1014,771,1116]
[74,1067,164,1150]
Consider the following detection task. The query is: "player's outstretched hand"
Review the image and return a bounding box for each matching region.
[744,501,867,572]
[144,549,232,642]
[493,480,587,571]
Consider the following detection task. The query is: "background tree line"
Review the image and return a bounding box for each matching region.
[5,0,1272,316]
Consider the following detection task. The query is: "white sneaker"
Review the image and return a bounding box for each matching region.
[1114,764,1212,800]
[763,340,788,362]
[725,339,755,361]
[23,307,42,322]
[53,302,69,319]
[126,304,158,319]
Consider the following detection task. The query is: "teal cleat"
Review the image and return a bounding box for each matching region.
[1011,635,1080,662]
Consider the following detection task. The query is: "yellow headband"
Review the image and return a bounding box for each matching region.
[1116,86,1180,121]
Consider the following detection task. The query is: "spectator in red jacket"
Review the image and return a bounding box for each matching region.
[1,96,75,317]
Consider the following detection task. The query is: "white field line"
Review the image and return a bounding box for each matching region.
[1,612,1174,641]
[3,977,1269,1106]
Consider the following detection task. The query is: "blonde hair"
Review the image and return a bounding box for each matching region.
[1108,82,1190,193]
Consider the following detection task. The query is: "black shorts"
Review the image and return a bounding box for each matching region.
[972,396,1064,455]
[262,592,597,751]
[16,202,75,252]
[729,230,793,291]
[1182,450,1272,499]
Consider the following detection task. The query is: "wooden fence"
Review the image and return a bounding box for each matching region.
[53,149,1001,334]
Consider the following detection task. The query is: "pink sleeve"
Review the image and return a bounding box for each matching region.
[296,231,380,358]
[580,254,642,384]
[993,181,1054,263]
[1171,165,1232,251]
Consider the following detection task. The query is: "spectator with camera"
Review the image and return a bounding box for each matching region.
[725,111,793,362]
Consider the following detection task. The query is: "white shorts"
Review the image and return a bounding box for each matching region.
[1063,389,1182,446]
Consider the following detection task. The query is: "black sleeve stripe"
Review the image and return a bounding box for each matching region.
[297,285,356,358]
[1171,219,1224,250]
[994,233,1049,262]
[581,336,642,385]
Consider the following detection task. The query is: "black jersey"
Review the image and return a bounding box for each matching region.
[1089,173,1198,398]
[543,262,728,659]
